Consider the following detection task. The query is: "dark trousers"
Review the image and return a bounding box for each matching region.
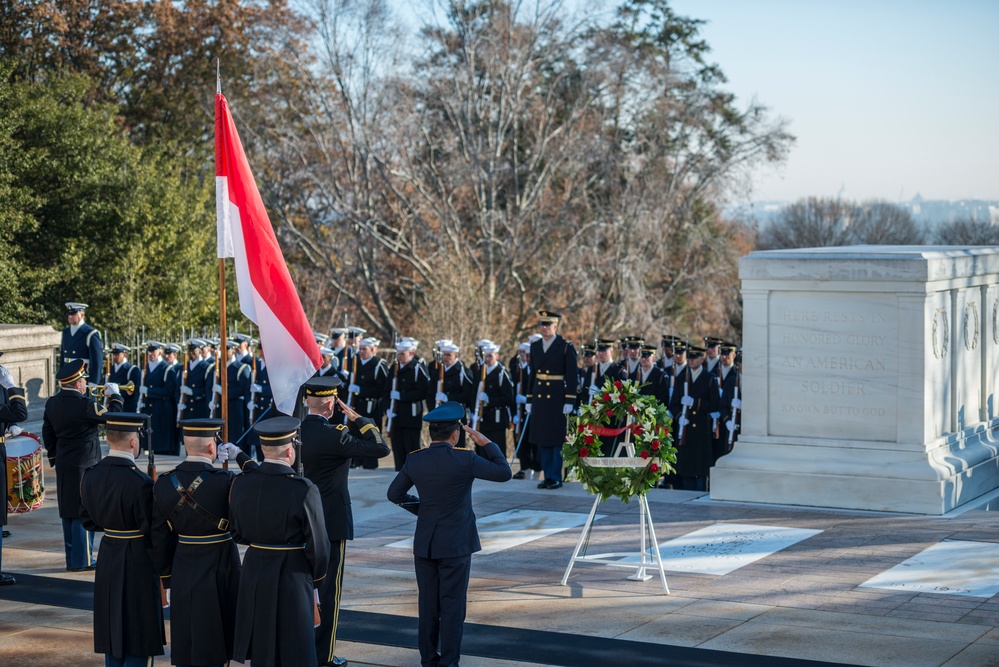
[391,426,421,471]
[517,440,541,472]
[62,518,94,569]
[105,655,156,666]
[414,554,471,667]
[477,427,506,459]
[316,539,346,665]
[540,446,562,483]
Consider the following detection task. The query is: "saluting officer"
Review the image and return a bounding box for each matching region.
[107,343,142,412]
[383,337,430,471]
[301,376,390,667]
[79,412,165,666]
[230,417,330,667]
[0,354,28,586]
[61,302,104,385]
[151,419,251,667]
[526,311,577,488]
[42,360,123,571]
[387,402,511,667]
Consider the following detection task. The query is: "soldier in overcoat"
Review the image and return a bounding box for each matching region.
[526,311,577,488]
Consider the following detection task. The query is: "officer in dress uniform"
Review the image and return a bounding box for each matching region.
[669,345,719,491]
[619,336,644,377]
[0,355,28,585]
[140,341,179,455]
[301,377,390,667]
[703,336,723,374]
[220,340,252,448]
[387,402,511,667]
[61,302,104,385]
[107,343,142,412]
[327,328,348,368]
[714,341,742,464]
[424,340,475,449]
[635,345,669,404]
[526,311,577,488]
[178,339,211,421]
[384,337,430,471]
[576,343,597,409]
[43,360,123,571]
[470,342,514,458]
[345,336,389,469]
[233,333,253,365]
[79,412,165,666]
[151,419,253,667]
[230,417,330,667]
[509,339,540,479]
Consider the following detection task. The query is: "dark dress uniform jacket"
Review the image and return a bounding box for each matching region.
[1,387,28,526]
[80,456,165,658]
[107,361,142,413]
[61,323,103,384]
[151,456,256,666]
[634,366,669,406]
[301,415,390,540]
[384,358,430,427]
[425,361,475,413]
[527,336,578,447]
[182,358,214,420]
[42,389,123,518]
[387,441,512,558]
[352,357,389,420]
[143,360,178,454]
[474,364,515,433]
[230,462,330,667]
[225,359,252,442]
[668,366,720,478]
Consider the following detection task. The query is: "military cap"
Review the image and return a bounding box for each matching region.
[475,339,494,349]
[179,418,225,438]
[687,345,706,359]
[225,339,240,350]
[481,342,500,355]
[581,343,596,356]
[661,334,681,346]
[56,359,88,383]
[65,302,88,314]
[672,341,689,355]
[624,336,645,349]
[596,338,617,351]
[423,401,465,424]
[105,412,150,433]
[640,345,658,357]
[528,333,542,343]
[314,331,329,345]
[329,327,347,338]
[186,338,205,349]
[359,337,380,347]
[110,343,130,354]
[253,416,301,447]
[233,333,253,343]
[165,343,181,354]
[517,342,530,353]
[436,339,460,353]
[145,341,163,352]
[303,375,342,397]
[319,346,335,356]
[396,337,418,352]
[346,326,367,339]
[720,341,738,354]
[205,338,220,348]
[538,310,561,324]
[703,336,724,348]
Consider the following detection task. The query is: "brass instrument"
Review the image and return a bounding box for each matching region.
[88,381,135,397]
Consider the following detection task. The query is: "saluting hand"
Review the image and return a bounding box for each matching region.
[462,424,491,447]
[336,397,361,422]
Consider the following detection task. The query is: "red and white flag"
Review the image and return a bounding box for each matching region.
[215,93,320,416]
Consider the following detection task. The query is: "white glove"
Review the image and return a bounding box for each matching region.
[163,588,171,608]
[710,412,721,420]
[251,383,263,393]
[478,392,489,404]
[180,385,193,396]
[726,419,736,431]
[138,385,147,396]
[390,390,401,401]
[208,401,216,413]
[562,403,574,415]
[0,366,14,389]
[348,383,360,394]
[104,382,120,395]
[730,397,742,409]
[213,383,223,395]
[512,415,520,425]
[588,384,599,396]
[515,394,527,404]
[219,443,241,463]
[8,425,22,437]
[435,391,448,404]
[385,410,395,420]
[681,395,694,407]
[679,416,689,427]
[525,404,532,414]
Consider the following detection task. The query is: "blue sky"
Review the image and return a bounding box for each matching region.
[389,1,999,203]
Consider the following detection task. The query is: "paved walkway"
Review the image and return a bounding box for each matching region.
[1,441,997,666]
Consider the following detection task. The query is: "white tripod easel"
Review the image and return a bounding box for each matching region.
[560,419,669,594]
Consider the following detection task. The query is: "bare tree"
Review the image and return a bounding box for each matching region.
[934,217,999,245]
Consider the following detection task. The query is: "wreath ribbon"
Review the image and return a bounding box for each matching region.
[588,423,641,437]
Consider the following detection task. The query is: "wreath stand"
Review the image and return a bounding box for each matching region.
[560,423,669,594]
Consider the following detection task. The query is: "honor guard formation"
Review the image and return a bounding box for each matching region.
[0,301,742,666]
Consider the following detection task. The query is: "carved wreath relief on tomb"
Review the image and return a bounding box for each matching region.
[964,301,979,351]
[932,307,949,359]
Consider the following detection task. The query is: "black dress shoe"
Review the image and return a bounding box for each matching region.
[327,657,348,667]
[0,573,15,586]
[68,564,97,572]
[513,470,526,479]
[548,481,563,489]
[1,530,9,538]
[537,480,551,489]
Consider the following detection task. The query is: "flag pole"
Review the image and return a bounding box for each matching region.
[217,60,230,467]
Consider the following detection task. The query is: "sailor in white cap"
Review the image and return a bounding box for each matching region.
[469,342,514,458]
[384,337,430,470]
[346,336,389,469]
[425,340,474,448]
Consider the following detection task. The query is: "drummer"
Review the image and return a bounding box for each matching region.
[0,352,29,585]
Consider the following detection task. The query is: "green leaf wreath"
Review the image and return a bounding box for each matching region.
[562,377,676,503]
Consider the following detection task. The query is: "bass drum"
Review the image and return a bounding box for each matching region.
[6,431,45,513]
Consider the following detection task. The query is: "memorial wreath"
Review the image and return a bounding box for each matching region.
[562,377,676,503]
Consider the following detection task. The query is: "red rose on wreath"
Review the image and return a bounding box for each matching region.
[640,451,650,459]
[577,424,585,433]
[650,463,659,472]
[614,381,623,390]
[603,393,611,401]
[579,448,590,458]
[583,435,594,445]
[651,440,660,451]
[633,426,643,435]
[629,405,638,414]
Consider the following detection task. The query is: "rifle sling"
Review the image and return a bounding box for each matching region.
[168,472,230,531]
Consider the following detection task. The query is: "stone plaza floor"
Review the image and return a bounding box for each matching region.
[1,443,998,667]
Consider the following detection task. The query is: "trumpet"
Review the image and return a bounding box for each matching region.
[88,381,135,397]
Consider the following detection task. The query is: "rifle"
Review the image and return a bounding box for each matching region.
[727,370,741,447]
[513,363,523,441]
[677,365,691,446]
[176,361,188,427]
[471,346,486,429]
[434,344,445,407]
[343,334,359,425]
[386,355,400,439]
[137,351,148,414]
[103,331,111,380]
[210,351,222,419]
[248,351,258,424]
